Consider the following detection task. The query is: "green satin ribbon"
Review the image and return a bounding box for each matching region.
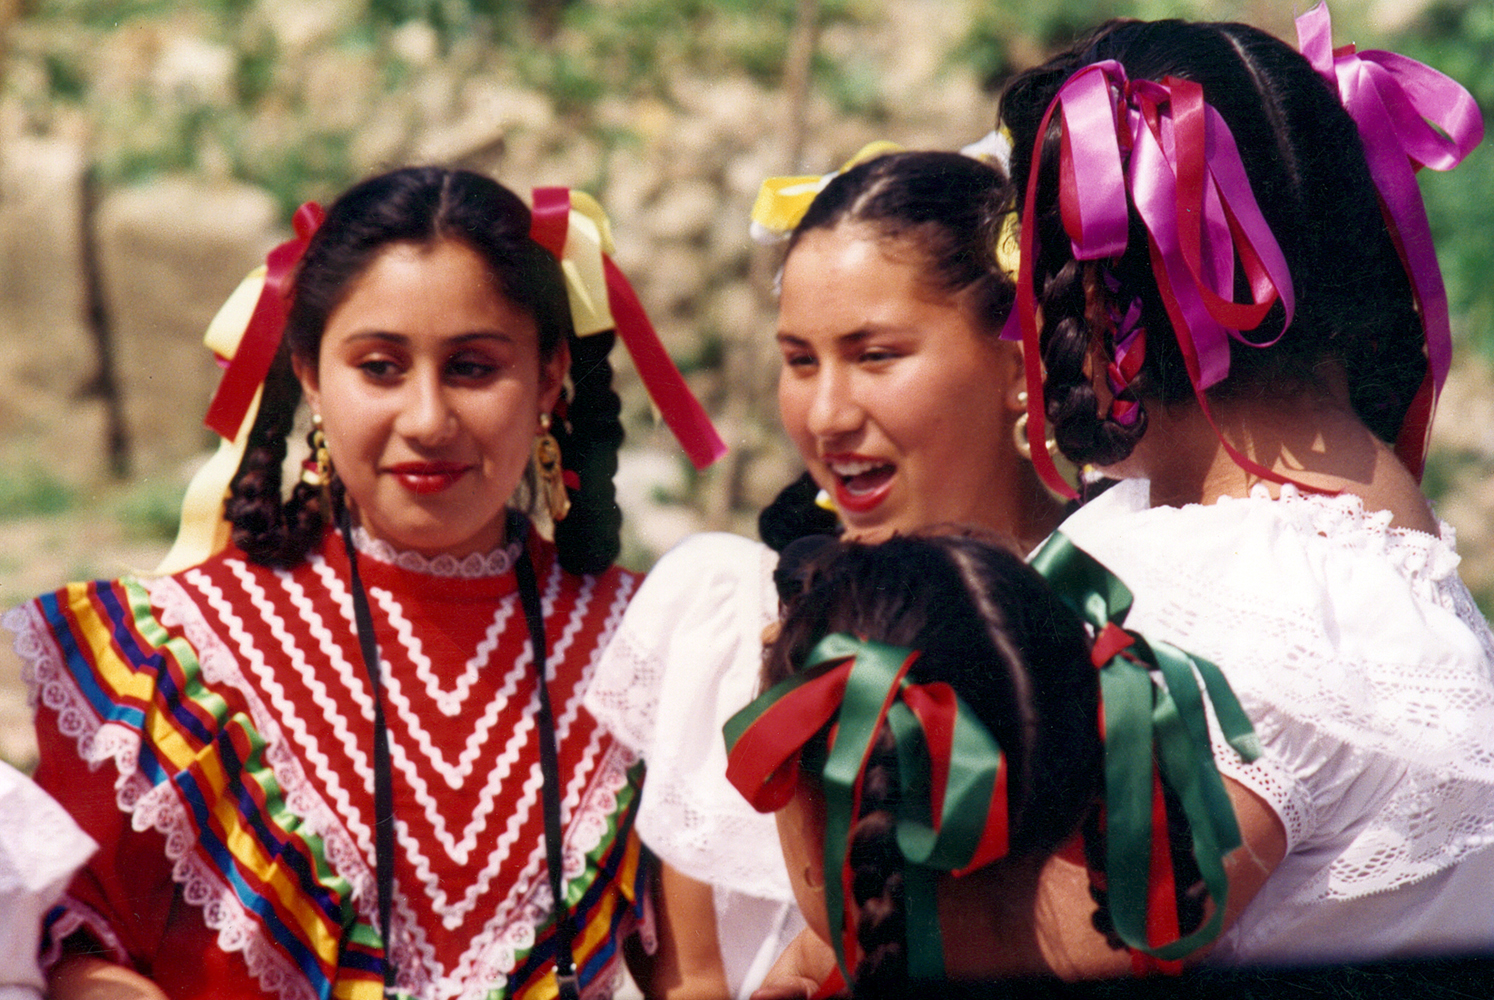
[724,633,1017,984]
[1030,531,1260,960]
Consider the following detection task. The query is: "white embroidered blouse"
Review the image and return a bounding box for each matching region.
[1059,478,1494,966]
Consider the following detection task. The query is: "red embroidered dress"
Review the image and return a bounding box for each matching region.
[6,526,644,1000]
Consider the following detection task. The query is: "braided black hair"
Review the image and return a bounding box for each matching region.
[758,151,1017,552]
[225,167,625,574]
[764,533,1103,993]
[1000,19,1425,469]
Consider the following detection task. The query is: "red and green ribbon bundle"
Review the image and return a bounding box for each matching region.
[1030,532,1261,963]
[724,634,1013,985]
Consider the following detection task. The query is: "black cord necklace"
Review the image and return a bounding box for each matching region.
[338,506,580,1000]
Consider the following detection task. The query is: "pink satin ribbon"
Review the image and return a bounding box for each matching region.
[203,202,324,440]
[1296,2,1484,479]
[1017,62,1296,496]
[530,188,727,470]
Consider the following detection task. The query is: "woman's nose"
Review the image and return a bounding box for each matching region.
[394,371,457,445]
[805,366,863,441]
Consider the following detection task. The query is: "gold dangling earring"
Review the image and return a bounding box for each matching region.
[534,413,570,523]
[302,413,333,507]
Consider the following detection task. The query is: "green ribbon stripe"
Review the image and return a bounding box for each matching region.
[1031,532,1261,960]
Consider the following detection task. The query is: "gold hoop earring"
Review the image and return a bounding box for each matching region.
[534,413,570,523]
[1012,392,1056,463]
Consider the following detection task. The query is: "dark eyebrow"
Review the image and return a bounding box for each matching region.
[341,331,519,346]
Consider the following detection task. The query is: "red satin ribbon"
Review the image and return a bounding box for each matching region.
[1017,62,1312,497]
[529,187,727,470]
[724,661,853,812]
[203,202,324,441]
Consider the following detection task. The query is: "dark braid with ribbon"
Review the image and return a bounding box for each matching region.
[999,14,1479,495]
[727,531,1264,990]
[1030,531,1261,968]
[549,328,625,574]
[727,533,1101,992]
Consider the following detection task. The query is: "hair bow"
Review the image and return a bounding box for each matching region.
[749,141,905,244]
[156,202,324,574]
[1030,532,1260,963]
[1014,62,1298,498]
[1295,3,1484,480]
[530,188,726,470]
[724,634,1011,983]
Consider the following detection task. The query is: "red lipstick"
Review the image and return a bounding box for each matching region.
[388,462,469,495]
[822,453,894,514]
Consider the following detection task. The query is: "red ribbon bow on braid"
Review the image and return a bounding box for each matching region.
[1031,532,1261,966]
[723,634,1011,984]
[1296,3,1484,480]
[203,201,325,441]
[1013,62,1297,499]
[530,188,726,470]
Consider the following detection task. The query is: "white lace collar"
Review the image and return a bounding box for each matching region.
[349,525,523,579]
[1075,479,1461,585]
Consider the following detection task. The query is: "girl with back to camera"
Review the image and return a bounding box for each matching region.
[726,530,1259,996]
[994,5,1494,971]
[584,150,1071,996]
[5,166,721,999]
[728,532,1103,997]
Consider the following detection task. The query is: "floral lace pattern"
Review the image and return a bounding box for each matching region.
[584,533,796,903]
[1061,479,1494,903]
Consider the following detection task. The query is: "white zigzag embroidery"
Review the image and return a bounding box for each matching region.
[449,569,638,990]
[191,564,439,980]
[319,556,564,922]
[373,587,518,717]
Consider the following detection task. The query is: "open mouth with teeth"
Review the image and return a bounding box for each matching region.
[825,456,895,511]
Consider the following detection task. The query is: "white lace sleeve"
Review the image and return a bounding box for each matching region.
[1060,481,1494,904]
[0,762,97,991]
[585,533,794,901]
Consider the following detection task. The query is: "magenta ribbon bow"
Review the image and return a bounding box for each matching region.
[1296,3,1484,480]
[1016,62,1296,497]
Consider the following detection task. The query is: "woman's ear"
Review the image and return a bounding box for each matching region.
[539,339,570,418]
[1003,340,1029,413]
[292,354,321,419]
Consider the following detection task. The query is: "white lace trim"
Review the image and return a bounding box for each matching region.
[583,533,797,903]
[1060,479,1494,903]
[40,900,127,967]
[6,594,323,1000]
[351,525,522,578]
[8,562,636,1000]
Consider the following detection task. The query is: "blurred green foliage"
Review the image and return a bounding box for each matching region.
[1392,0,1494,362]
[7,0,1491,355]
[10,0,859,214]
[0,467,75,520]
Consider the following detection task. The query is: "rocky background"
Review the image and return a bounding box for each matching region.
[1,0,1491,766]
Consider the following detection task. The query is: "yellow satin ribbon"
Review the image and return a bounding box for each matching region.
[155,268,267,574]
[549,190,618,337]
[749,140,904,240]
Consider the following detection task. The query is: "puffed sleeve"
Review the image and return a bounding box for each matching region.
[0,762,97,995]
[584,533,793,901]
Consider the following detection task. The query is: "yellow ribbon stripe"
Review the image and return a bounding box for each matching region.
[156,268,269,575]
[553,190,617,337]
[750,140,904,239]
